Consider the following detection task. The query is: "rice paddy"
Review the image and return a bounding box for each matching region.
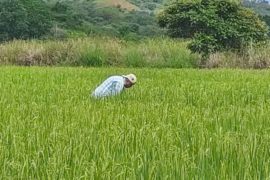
[0,67,270,179]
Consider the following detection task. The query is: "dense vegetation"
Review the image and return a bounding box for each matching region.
[2,37,270,69]
[158,0,269,62]
[1,67,270,178]
[0,0,166,41]
[1,0,270,68]
[1,0,270,41]
[0,0,52,41]
[0,37,197,68]
[1,1,270,179]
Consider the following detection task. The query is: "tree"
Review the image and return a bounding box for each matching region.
[0,0,28,41]
[157,0,269,62]
[0,0,52,42]
[22,0,52,38]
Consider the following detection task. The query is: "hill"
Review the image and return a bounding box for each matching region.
[47,0,165,39]
[47,0,270,39]
[96,0,139,11]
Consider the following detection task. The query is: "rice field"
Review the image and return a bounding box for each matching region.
[0,66,270,179]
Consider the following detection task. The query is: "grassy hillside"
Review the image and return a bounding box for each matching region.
[44,0,166,39]
[96,0,139,11]
[45,0,270,39]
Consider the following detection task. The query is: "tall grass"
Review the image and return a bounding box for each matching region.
[0,67,270,179]
[0,37,197,68]
[200,42,270,69]
[2,37,270,69]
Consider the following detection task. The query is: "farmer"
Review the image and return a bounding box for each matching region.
[92,74,137,98]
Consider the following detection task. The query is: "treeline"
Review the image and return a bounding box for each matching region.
[2,0,270,43]
[0,0,164,42]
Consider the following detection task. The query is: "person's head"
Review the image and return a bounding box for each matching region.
[123,74,137,88]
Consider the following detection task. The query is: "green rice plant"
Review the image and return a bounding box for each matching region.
[0,67,270,179]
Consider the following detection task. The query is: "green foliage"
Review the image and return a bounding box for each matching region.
[0,37,198,68]
[0,0,52,42]
[0,0,28,41]
[79,48,107,67]
[262,15,270,35]
[124,48,147,67]
[22,0,52,38]
[158,0,269,59]
[188,34,220,60]
[0,0,165,41]
[48,1,163,39]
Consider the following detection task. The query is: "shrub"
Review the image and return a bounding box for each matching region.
[158,0,269,63]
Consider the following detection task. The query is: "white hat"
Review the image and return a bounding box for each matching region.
[123,74,137,84]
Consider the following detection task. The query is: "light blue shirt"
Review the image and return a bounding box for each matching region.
[92,76,125,98]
